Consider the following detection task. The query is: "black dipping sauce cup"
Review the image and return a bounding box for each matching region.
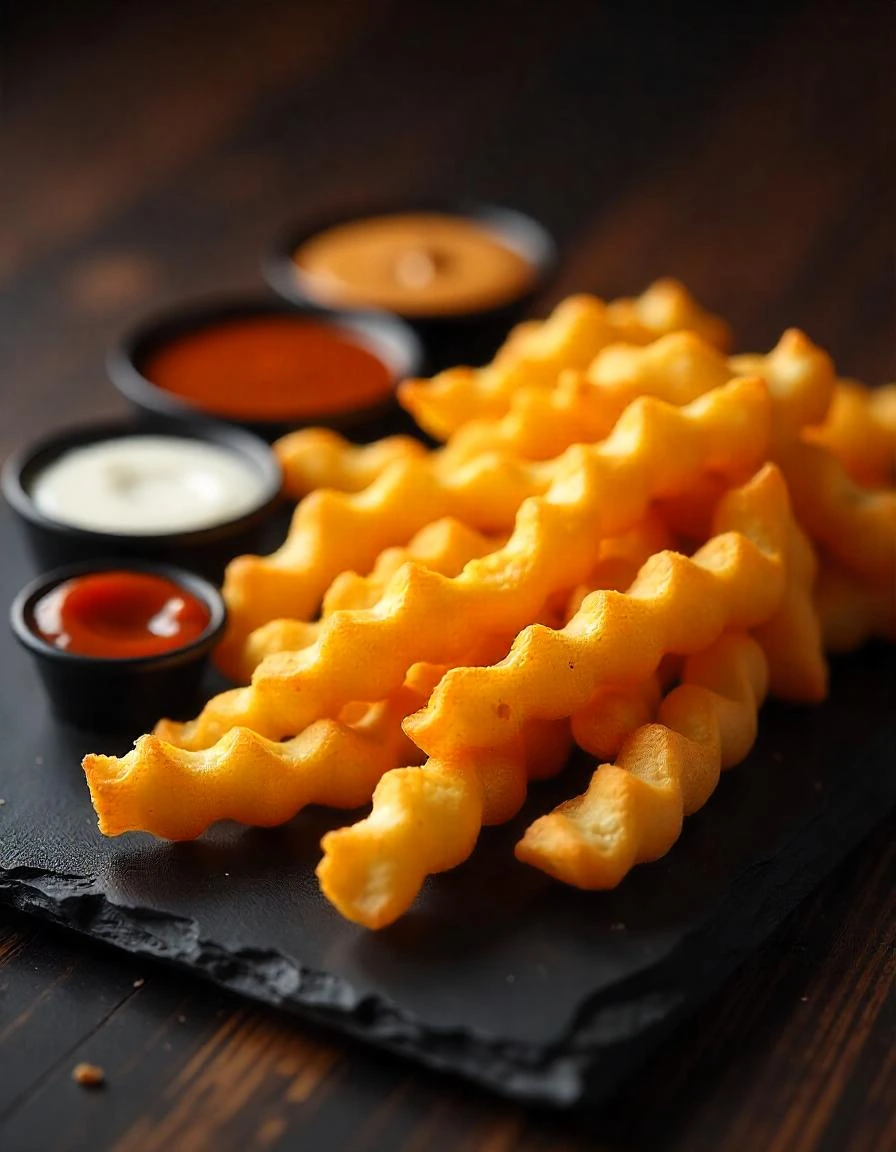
[108,296,424,443]
[1,419,283,582]
[263,201,558,371]
[10,560,226,733]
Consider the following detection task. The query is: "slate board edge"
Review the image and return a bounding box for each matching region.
[1,760,892,1113]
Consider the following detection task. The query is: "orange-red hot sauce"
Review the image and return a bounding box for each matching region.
[32,571,210,659]
[143,317,393,421]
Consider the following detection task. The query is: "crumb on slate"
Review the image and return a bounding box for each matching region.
[132,977,145,988]
[72,1062,105,1088]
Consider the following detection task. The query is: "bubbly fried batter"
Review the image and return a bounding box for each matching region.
[81,284,895,931]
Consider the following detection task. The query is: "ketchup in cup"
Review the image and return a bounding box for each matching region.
[11,561,226,732]
[31,570,210,660]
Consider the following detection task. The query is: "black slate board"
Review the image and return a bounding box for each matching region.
[1,503,894,1109]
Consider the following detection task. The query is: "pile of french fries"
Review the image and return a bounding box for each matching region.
[84,281,896,929]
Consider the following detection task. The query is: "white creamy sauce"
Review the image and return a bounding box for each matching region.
[31,436,267,535]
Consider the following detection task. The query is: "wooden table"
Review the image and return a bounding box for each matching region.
[1,1,894,1148]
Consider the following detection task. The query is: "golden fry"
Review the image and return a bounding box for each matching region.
[752,521,827,702]
[604,278,731,352]
[730,328,834,443]
[571,676,663,762]
[515,633,767,888]
[775,438,896,581]
[318,715,573,929]
[803,380,896,489]
[322,518,503,616]
[318,759,485,929]
[85,683,426,841]
[275,428,426,499]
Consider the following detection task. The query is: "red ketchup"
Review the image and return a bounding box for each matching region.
[31,571,210,659]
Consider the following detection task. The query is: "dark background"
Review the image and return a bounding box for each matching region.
[2,0,893,453]
[1,1,894,1149]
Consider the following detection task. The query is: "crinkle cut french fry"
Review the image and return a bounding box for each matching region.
[752,521,827,702]
[318,759,485,929]
[870,383,896,439]
[571,677,663,762]
[490,295,620,374]
[84,683,426,841]
[565,515,671,760]
[163,379,771,751]
[405,464,789,759]
[322,518,503,616]
[515,633,768,888]
[734,343,896,581]
[317,715,572,929]
[650,332,834,545]
[775,438,896,581]
[239,619,321,683]
[280,329,731,493]
[399,282,730,440]
[275,428,427,499]
[803,380,896,489]
[730,328,835,443]
[402,661,573,789]
[814,560,896,652]
[605,278,731,352]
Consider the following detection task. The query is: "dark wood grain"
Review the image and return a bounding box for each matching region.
[1,0,894,1148]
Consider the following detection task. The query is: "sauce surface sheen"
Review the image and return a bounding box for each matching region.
[31,435,267,535]
[292,213,535,316]
[143,316,393,420]
[32,571,210,659]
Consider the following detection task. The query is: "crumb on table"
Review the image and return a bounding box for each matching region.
[72,1062,105,1088]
